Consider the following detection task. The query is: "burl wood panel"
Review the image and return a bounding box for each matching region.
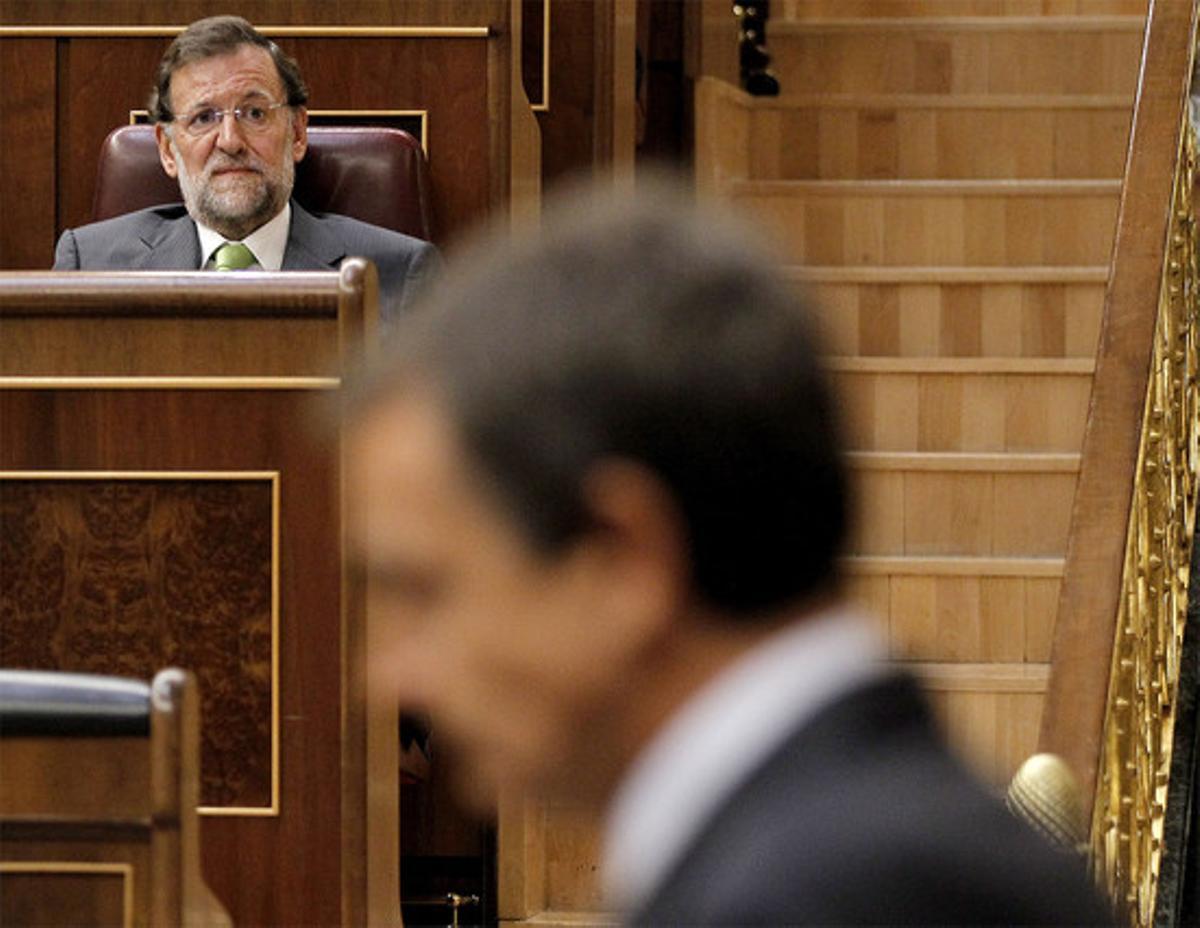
[0,871,130,928]
[0,388,341,928]
[1,478,272,809]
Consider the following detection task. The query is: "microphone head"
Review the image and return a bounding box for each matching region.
[1006,752,1088,854]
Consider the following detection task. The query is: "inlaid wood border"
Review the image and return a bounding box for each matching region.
[0,861,134,928]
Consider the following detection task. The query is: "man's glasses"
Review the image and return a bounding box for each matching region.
[176,101,289,138]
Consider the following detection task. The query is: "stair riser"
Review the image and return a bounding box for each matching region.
[850,571,1058,661]
[807,280,1104,357]
[750,105,1130,180]
[834,369,1092,451]
[769,27,1142,95]
[927,688,1043,786]
[850,467,1076,557]
[735,190,1118,265]
[780,1,1145,18]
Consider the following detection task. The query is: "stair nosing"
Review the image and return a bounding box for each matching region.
[843,555,1065,577]
[903,661,1051,693]
[745,92,1133,111]
[847,451,1081,473]
[788,266,1109,283]
[730,178,1122,196]
[773,15,1145,33]
[828,356,1095,374]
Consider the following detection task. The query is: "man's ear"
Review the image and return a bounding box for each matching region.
[155,123,179,179]
[578,460,691,646]
[291,106,309,163]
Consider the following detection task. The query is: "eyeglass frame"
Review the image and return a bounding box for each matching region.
[167,99,293,138]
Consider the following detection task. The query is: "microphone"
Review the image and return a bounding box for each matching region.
[1006,753,1088,855]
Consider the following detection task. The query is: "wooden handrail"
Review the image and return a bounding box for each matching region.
[1040,0,1198,921]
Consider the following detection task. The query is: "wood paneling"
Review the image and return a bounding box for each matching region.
[747,97,1131,181]
[845,557,1062,662]
[847,452,1079,556]
[802,270,1106,358]
[730,180,1120,266]
[770,18,1144,96]
[920,664,1047,785]
[831,360,1094,452]
[0,267,390,927]
[1,869,131,928]
[0,2,510,27]
[0,39,55,268]
[1,389,342,927]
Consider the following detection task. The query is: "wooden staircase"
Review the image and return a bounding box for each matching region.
[698,2,1146,786]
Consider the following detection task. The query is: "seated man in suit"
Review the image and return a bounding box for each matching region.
[54,15,437,321]
[344,184,1113,925]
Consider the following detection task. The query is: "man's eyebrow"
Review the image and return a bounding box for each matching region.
[182,89,275,112]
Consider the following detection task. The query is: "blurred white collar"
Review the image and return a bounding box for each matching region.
[602,602,885,915]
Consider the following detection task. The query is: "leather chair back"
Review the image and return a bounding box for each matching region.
[92,124,434,241]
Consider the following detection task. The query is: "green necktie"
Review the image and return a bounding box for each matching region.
[213,242,256,271]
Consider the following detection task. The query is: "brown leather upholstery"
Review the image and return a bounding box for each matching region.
[92,124,434,241]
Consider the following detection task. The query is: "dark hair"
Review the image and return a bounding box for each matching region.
[149,15,309,123]
[356,182,850,617]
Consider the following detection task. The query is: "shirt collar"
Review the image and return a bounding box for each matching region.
[197,201,291,271]
[601,602,885,916]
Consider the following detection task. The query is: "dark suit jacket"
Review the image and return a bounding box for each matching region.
[52,201,440,322]
[634,674,1112,926]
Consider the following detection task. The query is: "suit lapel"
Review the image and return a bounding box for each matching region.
[282,200,346,271]
[135,208,202,269]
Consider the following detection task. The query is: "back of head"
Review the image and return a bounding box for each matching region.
[368,180,850,618]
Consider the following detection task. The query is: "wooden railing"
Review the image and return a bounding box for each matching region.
[1040,2,1200,924]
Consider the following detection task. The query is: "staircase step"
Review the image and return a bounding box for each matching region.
[744,94,1130,180]
[846,451,1078,558]
[767,17,1143,95]
[729,179,1120,266]
[832,357,1093,452]
[780,1,1146,19]
[912,660,1049,784]
[797,266,1106,358]
[846,555,1062,662]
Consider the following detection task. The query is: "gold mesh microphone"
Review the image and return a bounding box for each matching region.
[1006,753,1088,855]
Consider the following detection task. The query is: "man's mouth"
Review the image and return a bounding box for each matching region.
[210,165,261,178]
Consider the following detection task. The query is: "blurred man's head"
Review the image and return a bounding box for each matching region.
[346,184,849,810]
[151,16,309,241]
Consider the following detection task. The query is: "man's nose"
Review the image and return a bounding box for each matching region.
[215,111,247,151]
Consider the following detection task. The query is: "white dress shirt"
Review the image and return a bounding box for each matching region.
[601,602,885,915]
[197,202,291,271]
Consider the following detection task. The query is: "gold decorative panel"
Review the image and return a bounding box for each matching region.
[1092,120,1200,925]
[0,473,278,813]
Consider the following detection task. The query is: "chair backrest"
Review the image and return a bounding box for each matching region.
[0,668,229,928]
[92,124,435,241]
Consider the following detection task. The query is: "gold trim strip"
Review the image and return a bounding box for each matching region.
[1,470,278,479]
[0,26,491,38]
[0,862,133,928]
[0,377,339,390]
[313,110,430,155]
[0,470,283,818]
